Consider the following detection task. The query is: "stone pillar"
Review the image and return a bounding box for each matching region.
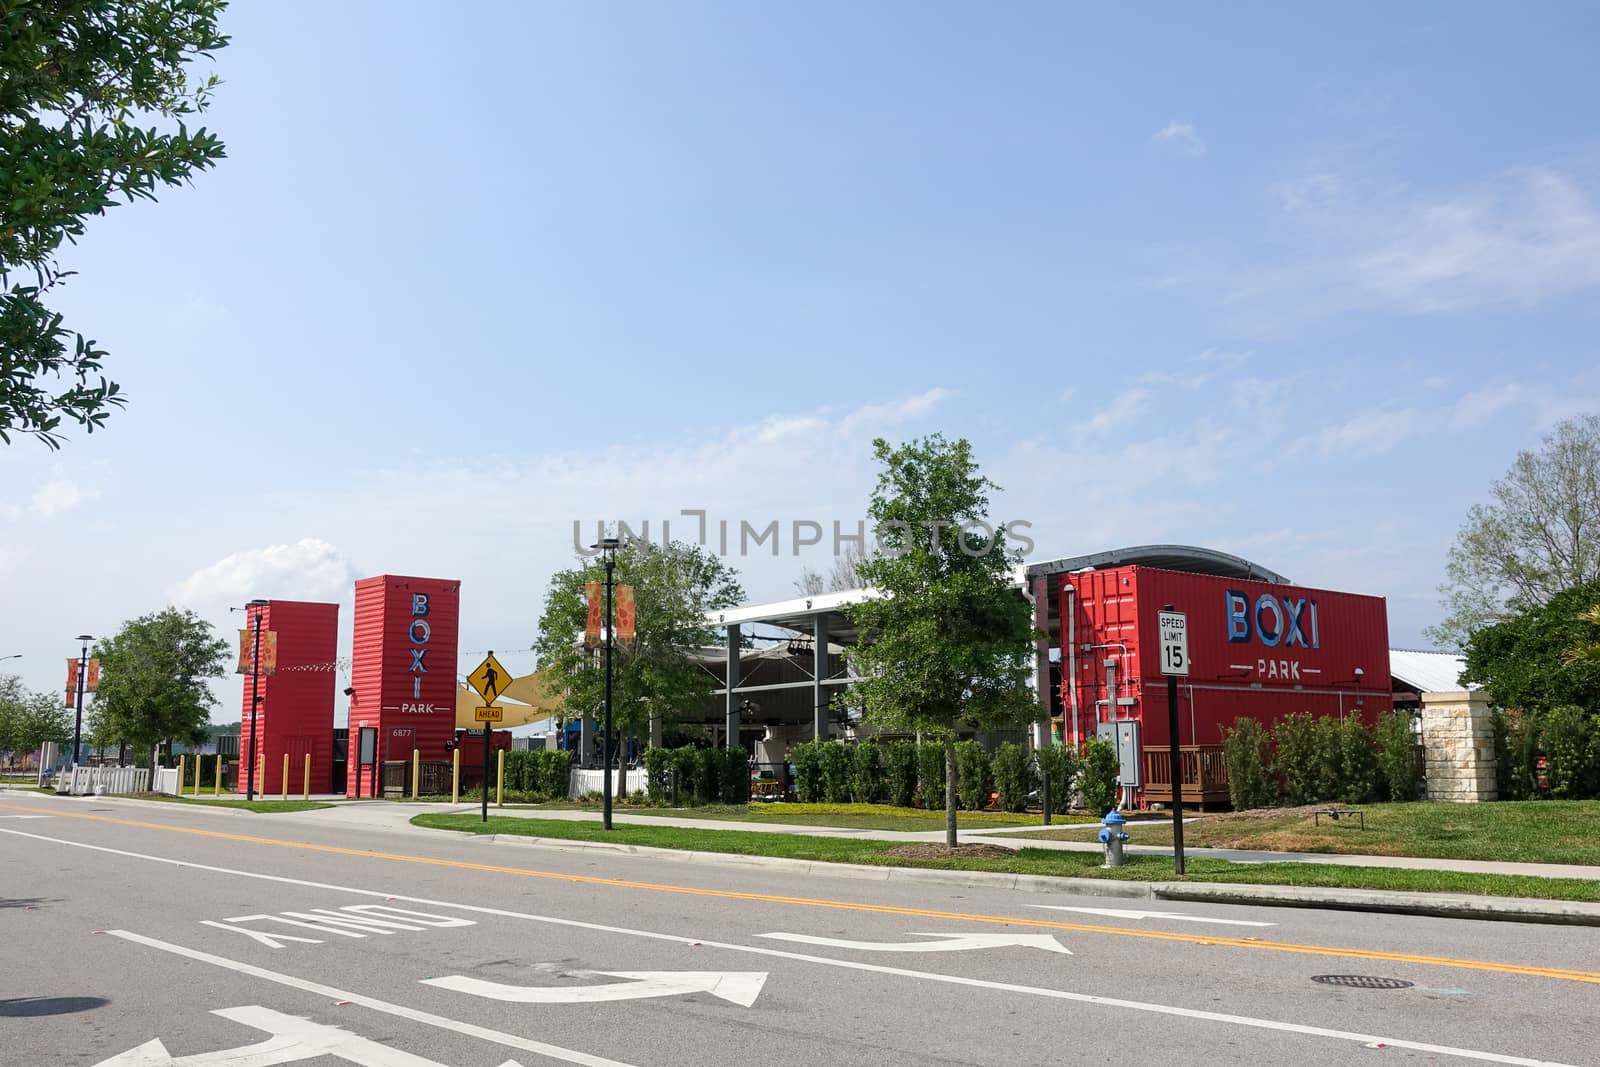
[1420,691,1497,802]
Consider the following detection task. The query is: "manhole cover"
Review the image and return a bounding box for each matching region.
[1311,975,1414,990]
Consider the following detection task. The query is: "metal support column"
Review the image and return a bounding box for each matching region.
[1031,574,1052,824]
[813,615,829,741]
[724,623,741,750]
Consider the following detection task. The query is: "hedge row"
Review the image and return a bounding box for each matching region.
[501,749,574,800]
[640,745,750,806]
[1496,706,1600,800]
[1222,711,1421,810]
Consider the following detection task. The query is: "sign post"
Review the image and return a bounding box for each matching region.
[1157,607,1189,876]
[468,652,509,824]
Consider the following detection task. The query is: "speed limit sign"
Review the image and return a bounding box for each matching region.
[1157,610,1189,676]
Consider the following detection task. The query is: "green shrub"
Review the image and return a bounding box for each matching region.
[720,746,751,804]
[1078,737,1119,815]
[536,750,572,799]
[916,741,946,809]
[819,741,853,804]
[1374,711,1420,802]
[1500,708,1541,800]
[850,743,882,804]
[642,747,673,802]
[954,740,990,810]
[1333,718,1377,804]
[885,740,918,807]
[1273,713,1322,805]
[1542,705,1600,799]
[671,746,702,805]
[1034,743,1077,815]
[1221,717,1277,810]
[696,747,721,804]
[990,741,1033,813]
[790,740,824,803]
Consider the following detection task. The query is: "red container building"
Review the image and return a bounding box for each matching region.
[1058,566,1391,801]
[347,575,461,798]
[237,600,339,796]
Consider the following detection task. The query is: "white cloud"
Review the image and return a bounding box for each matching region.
[1071,388,1151,436]
[172,538,360,612]
[3,467,99,520]
[1152,120,1206,158]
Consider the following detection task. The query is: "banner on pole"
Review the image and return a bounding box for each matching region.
[85,657,100,691]
[236,629,280,675]
[584,582,603,649]
[616,584,636,650]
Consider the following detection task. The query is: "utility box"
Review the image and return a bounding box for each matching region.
[1097,719,1142,787]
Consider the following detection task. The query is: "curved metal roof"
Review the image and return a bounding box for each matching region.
[1023,544,1290,585]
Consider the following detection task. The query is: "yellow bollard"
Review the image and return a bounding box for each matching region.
[257,753,264,796]
[497,748,506,808]
[193,754,202,796]
[177,755,185,798]
[214,754,222,796]
[303,753,311,801]
[411,748,420,800]
[281,753,289,802]
[451,748,460,804]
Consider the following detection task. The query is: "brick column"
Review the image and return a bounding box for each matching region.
[1420,691,1497,802]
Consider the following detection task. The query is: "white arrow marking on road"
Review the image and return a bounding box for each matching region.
[1032,906,1276,927]
[91,1004,529,1066]
[757,932,1071,954]
[424,971,768,1007]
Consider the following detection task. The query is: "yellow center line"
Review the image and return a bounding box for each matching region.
[11,803,1600,986]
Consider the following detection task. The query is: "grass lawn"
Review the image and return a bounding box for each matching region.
[1009,800,1600,866]
[135,794,333,813]
[411,813,1600,902]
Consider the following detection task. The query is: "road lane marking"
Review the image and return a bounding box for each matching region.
[1033,906,1277,927]
[6,811,1600,987]
[201,905,475,948]
[758,932,1071,953]
[103,932,636,1067]
[108,928,1574,1066]
[93,1004,523,1066]
[423,971,768,1006]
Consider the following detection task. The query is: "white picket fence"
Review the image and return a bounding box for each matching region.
[569,768,647,799]
[55,765,151,796]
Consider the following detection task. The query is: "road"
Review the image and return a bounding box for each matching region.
[2,791,1596,1066]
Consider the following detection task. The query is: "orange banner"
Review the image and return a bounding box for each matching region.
[237,630,252,674]
[66,657,79,694]
[584,582,603,649]
[237,629,280,675]
[616,584,636,650]
[85,657,100,691]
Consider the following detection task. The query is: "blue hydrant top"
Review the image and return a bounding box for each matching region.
[1102,809,1126,828]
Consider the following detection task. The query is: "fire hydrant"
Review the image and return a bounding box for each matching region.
[1098,809,1129,867]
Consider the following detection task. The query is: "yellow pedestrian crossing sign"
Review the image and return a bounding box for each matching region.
[468,652,510,703]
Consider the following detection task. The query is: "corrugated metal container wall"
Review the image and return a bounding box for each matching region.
[347,575,461,797]
[1062,566,1391,753]
[238,600,338,795]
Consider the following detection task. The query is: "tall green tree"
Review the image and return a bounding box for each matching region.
[1,0,228,448]
[1461,579,1600,713]
[0,674,72,758]
[92,607,227,764]
[1430,414,1600,648]
[534,540,744,745]
[845,435,1035,848]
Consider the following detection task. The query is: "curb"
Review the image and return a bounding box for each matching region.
[457,830,1600,923]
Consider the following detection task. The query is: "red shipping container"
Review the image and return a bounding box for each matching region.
[347,575,461,798]
[1059,566,1391,773]
[237,600,339,796]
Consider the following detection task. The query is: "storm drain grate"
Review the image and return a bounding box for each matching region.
[1311,975,1414,990]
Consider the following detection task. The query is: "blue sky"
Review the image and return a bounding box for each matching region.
[4,2,1600,719]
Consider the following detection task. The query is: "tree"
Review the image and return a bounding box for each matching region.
[1567,604,1600,669]
[91,607,228,765]
[534,540,744,744]
[1430,415,1600,648]
[1460,579,1600,713]
[793,541,871,596]
[844,435,1035,848]
[0,675,70,759]
[1,1,228,448]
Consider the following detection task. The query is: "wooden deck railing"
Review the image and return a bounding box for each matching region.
[1142,745,1230,808]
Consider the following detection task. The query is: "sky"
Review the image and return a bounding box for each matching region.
[4,2,1600,722]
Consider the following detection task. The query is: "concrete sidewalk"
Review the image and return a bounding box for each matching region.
[291,799,1600,882]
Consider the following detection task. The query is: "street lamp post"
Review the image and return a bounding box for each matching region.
[245,599,269,801]
[591,537,620,830]
[72,635,91,767]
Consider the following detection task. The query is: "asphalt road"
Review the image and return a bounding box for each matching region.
[2,791,1596,1067]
